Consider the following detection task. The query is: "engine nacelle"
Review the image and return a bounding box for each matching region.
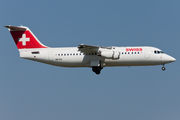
[100,51,120,59]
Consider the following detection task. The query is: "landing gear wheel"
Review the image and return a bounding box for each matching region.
[92,66,103,75]
[162,66,166,71]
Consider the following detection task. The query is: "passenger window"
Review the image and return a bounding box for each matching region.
[132,52,133,54]
[61,54,63,56]
[76,53,78,55]
[64,54,66,56]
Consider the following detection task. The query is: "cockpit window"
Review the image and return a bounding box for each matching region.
[160,51,164,53]
[154,50,164,54]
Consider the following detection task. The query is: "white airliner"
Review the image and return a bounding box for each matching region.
[5,25,176,74]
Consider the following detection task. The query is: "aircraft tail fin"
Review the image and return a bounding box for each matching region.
[5,25,48,50]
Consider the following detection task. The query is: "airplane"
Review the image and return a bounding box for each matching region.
[5,25,176,74]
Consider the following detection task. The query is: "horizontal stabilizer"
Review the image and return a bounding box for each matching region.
[4,25,27,31]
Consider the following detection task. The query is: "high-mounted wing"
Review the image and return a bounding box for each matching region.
[78,44,120,59]
[78,44,113,53]
[78,44,100,53]
[78,44,99,48]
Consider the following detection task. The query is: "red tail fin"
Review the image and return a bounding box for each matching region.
[5,25,48,49]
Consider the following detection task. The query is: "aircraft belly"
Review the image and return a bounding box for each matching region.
[104,55,163,67]
[52,56,96,67]
[105,60,161,66]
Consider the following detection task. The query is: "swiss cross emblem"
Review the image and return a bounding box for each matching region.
[19,34,30,46]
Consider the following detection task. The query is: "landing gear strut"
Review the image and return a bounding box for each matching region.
[92,66,103,75]
[162,65,166,71]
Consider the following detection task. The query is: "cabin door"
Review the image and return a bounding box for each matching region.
[48,52,54,61]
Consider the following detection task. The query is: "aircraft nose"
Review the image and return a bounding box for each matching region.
[162,54,176,63]
[170,56,176,62]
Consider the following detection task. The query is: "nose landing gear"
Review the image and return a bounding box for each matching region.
[162,65,166,71]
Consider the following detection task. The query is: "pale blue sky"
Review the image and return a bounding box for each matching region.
[0,0,180,120]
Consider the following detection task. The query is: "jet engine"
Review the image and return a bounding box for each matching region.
[100,51,120,59]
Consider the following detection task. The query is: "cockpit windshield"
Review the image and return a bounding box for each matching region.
[154,50,164,54]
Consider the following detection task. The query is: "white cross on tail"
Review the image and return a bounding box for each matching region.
[19,34,30,46]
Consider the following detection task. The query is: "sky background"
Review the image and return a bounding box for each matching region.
[0,0,180,120]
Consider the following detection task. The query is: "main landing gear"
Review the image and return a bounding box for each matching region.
[162,64,166,71]
[92,66,103,75]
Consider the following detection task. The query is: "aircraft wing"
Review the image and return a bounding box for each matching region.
[78,44,113,53]
[78,44,100,53]
[78,44,99,48]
